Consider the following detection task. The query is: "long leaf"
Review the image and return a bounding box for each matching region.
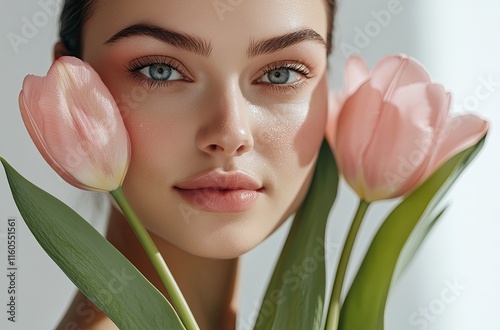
[392,207,447,283]
[338,136,486,330]
[1,158,185,330]
[254,139,339,330]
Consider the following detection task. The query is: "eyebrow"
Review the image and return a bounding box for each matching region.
[247,29,326,58]
[104,24,326,59]
[105,23,212,57]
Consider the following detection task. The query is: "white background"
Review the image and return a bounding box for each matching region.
[1,0,499,329]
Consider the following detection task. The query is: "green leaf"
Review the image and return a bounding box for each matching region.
[392,207,446,283]
[254,139,339,330]
[338,136,486,330]
[1,158,185,330]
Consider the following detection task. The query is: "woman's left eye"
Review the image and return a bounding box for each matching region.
[256,61,312,89]
[139,63,183,81]
[259,68,301,85]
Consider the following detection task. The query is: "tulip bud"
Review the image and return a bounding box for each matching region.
[19,56,130,192]
[327,54,488,202]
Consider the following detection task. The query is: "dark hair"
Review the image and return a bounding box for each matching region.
[325,0,337,55]
[59,0,337,57]
[59,0,96,57]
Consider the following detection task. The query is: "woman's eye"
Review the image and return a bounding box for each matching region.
[139,64,183,81]
[259,68,302,85]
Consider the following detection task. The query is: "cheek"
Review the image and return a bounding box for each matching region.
[117,102,197,244]
[121,103,194,189]
[260,76,328,173]
[294,75,329,166]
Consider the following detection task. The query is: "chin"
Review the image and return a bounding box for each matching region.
[182,240,257,259]
[160,213,288,259]
[178,226,273,259]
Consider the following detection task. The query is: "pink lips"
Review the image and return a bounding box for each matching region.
[174,171,263,213]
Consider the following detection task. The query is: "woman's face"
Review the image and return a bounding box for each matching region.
[82,0,329,258]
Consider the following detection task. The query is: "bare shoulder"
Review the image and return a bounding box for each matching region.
[55,292,118,330]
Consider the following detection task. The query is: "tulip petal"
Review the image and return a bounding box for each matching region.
[422,114,489,180]
[371,54,432,99]
[362,83,446,201]
[327,56,370,149]
[19,90,89,190]
[21,75,46,126]
[345,55,371,96]
[394,84,452,196]
[19,56,130,192]
[335,81,383,198]
[55,58,128,191]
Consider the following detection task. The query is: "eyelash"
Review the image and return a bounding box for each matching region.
[126,56,315,91]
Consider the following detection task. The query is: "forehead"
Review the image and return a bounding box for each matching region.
[82,0,328,52]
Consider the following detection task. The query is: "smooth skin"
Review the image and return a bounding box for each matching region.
[56,0,329,329]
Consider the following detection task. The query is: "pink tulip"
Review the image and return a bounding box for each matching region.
[19,56,130,192]
[327,54,489,202]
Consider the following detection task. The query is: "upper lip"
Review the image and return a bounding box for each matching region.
[174,170,263,191]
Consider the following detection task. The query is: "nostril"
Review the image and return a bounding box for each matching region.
[208,144,222,152]
[236,145,248,154]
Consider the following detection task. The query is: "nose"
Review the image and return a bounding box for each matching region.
[196,85,254,157]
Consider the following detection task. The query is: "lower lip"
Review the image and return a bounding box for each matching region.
[175,187,261,213]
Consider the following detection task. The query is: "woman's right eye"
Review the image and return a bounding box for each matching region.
[138,63,183,81]
[126,56,190,88]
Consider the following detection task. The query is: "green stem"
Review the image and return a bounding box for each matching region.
[325,199,370,330]
[110,187,199,330]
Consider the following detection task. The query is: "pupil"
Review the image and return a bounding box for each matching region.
[150,64,171,81]
[268,68,289,84]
